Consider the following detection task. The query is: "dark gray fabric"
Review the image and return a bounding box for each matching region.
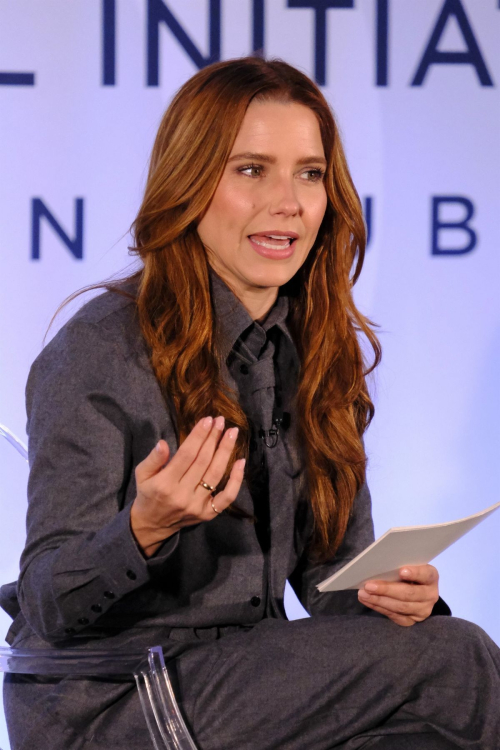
[349,737,460,749]
[2,268,497,749]
[4,615,499,749]
[171,615,497,750]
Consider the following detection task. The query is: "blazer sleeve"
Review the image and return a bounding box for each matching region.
[289,483,451,618]
[17,319,178,642]
[289,483,377,616]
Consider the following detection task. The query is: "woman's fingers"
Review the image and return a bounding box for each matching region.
[358,588,433,619]
[163,416,216,482]
[202,458,246,518]
[363,565,439,596]
[184,422,239,496]
[181,415,228,489]
[399,564,439,586]
[359,566,439,616]
[135,439,171,483]
[361,580,432,603]
[359,598,417,627]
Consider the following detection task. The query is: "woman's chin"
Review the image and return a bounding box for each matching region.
[246,276,292,291]
[239,263,299,290]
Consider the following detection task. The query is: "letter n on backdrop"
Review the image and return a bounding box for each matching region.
[31,198,85,260]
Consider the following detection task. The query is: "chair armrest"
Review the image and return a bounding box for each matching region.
[0,646,146,676]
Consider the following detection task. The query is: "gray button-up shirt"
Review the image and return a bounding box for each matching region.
[210,270,302,616]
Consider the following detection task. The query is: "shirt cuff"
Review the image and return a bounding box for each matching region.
[431,596,452,617]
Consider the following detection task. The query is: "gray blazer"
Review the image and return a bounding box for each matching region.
[2,272,394,655]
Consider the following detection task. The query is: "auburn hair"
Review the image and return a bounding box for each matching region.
[60,57,381,562]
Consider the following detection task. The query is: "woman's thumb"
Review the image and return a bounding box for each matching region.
[135,439,170,482]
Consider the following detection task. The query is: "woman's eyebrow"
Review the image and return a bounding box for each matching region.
[227,152,275,164]
[227,151,327,167]
[296,155,327,167]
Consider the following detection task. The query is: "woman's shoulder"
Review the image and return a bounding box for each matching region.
[70,284,139,339]
[24,282,167,436]
[30,284,147,388]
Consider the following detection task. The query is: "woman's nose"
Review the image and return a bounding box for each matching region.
[268,177,301,217]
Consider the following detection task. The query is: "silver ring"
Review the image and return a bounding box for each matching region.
[211,500,221,515]
[199,479,216,493]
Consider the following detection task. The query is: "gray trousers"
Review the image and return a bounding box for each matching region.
[4,615,500,749]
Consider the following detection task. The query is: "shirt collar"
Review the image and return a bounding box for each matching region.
[209,266,292,362]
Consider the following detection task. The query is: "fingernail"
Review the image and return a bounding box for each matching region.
[365,582,378,592]
[400,568,411,577]
[202,417,213,429]
[236,458,246,470]
[227,427,239,440]
[358,589,369,599]
[155,440,162,452]
[214,416,225,431]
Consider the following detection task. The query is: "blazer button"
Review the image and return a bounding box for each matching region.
[91,604,102,613]
[250,596,261,607]
[126,570,137,580]
[239,364,249,375]
[77,617,90,626]
[64,627,76,635]
[103,591,115,599]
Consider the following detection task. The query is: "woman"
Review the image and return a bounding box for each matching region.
[2,57,500,750]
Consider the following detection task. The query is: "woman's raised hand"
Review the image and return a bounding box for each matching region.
[130,416,245,557]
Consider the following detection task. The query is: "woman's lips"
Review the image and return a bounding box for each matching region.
[248,234,297,258]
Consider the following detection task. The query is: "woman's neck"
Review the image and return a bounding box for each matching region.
[209,263,279,322]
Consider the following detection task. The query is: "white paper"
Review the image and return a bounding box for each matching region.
[317,500,500,593]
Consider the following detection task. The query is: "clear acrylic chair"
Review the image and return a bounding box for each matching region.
[0,423,198,750]
[0,644,196,750]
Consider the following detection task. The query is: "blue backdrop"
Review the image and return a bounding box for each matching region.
[1,1,499,746]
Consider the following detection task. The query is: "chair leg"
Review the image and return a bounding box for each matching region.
[135,666,168,750]
[134,646,198,750]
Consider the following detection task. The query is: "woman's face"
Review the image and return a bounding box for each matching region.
[197,99,328,307]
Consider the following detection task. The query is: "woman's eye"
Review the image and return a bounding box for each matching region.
[239,164,262,178]
[302,169,325,182]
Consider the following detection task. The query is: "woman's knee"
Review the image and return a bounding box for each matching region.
[418,614,491,646]
[414,615,500,679]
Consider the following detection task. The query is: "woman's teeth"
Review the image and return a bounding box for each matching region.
[250,235,294,250]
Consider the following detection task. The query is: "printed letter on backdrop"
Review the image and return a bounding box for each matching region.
[102,0,116,85]
[252,0,265,55]
[412,0,494,86]
[375,0,390,86]
[31,199,85,261]
[431,196,477,255]
[364,197,374,247]
[287,0,355,86]
[147,0,221,86]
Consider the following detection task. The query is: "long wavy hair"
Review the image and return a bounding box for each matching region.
[61,57,381,562]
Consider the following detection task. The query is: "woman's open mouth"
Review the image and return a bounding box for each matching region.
[249,234,296,250]
[248,232,298,258]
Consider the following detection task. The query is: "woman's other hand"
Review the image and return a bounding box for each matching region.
[130,416,245,556]
[357,565,440,627]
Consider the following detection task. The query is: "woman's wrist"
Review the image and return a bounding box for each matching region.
[130,500,177,558]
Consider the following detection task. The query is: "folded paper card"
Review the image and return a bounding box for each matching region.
[317,500,500,593]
